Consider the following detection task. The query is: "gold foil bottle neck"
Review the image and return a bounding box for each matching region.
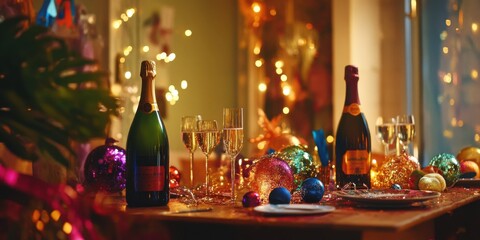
[140,60,156,79]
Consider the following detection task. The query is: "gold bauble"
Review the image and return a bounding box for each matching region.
[457,147,480,166]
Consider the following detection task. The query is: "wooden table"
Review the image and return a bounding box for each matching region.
[99,187,480,240]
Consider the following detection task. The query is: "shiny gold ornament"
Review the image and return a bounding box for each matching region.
[457,146,480,166]
[373,153,420,189]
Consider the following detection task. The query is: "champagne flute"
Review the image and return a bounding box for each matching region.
[223,108,244,204]
[181,115,202,188]
[396,114,415,154]
[375,116,396,159]
[196,120,221,201]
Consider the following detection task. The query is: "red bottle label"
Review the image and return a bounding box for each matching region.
[136,166,165,191]
[342,150,370,174]
[343,103,361,116]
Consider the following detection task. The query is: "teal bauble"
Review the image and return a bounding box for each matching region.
[428,153,460,187]
[274,145,318,190]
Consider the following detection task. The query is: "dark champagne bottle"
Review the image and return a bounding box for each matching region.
[335,65,371,189]
[126,60,169,207]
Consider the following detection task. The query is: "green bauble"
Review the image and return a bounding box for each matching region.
[273,145,319,189]
[428,153,460,187]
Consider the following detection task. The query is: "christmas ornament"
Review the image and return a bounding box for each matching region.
[459,160,480,178]
[428,153,460,187]
[169,166,181,188]
[456,146,480,167]
[249,109,308,155]
[83,138,126,193]
[423,173,446,191]
[391,184,402,190]
[269,187,291,204]
[274,145,318,189]
[408,169,426,190]
[248,156,295,201]
[418,176,442,192]
[300,178,325,203]
[242,191,261,208]
[373,153,420,189]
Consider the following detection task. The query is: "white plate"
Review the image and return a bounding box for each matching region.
[253,204,335,215]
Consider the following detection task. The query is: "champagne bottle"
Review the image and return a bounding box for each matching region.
[335,65,371,189]
[126,60,169,207]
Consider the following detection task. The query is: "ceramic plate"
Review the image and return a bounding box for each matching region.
[335,189,441,206]
[454,178,480,188]
[254,204,335,215]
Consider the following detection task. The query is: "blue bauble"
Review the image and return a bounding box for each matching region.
[300,178,325,203]
[391,183,402,190]
[268,187,291,204]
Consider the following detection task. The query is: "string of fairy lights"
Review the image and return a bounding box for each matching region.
[111,7,191,106]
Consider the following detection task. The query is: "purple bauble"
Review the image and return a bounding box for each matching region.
[242,191,261,208]
[83,138,126,193]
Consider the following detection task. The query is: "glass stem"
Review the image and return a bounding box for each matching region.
[205,154,209,197]
[189,151,194,188]
[230,154,236,202]
[384,145,389,161]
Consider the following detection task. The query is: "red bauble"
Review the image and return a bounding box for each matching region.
[242,191,261,208]
[169,165,181,188]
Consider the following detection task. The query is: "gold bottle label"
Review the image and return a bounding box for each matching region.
[343,103,361,116]
[136,166,165,191]
[342,150,370,175]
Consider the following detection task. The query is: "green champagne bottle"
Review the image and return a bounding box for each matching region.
[126,60,169,207]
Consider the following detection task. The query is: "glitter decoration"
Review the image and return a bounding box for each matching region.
[274,145,318,190]
[428,153,461,187]
[457,147,480,167]
[269,187,291,204]
[373,153,420,189]
[248,156,295,202]
[242,191,261,207]
[300,178,325,203]
[83,138,126,193]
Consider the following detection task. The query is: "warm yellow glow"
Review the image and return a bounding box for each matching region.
[165,92,173,102]
[446,19,451,26]
[258,82,267,92]
[181,80,188,89]
[276,68,283,75]
[440,31,448,40]
[475,134,480,142]
[112,20,122,29]
[121,13,128,22]
[270,9,276,16]
[156,52,167,61]
[167,53,176,62]
[252,2,261,13]
[255,59,263,67]
[253,46,261,55]
[451,117,457,127]
[282,107,290,114]
[471,69,478,79]
[36,221,44,231]
[119,57,125,63]
[123,46,132,56]
[443,73,452,83]
[282,85,291,96]
[458,120,464,127]
[280,74,287,82]
[168,85,176,92]
[185,29,192,36]
[32,210,40,222]
[63,222,73,234]
[472,23,478,33]
[124,71,132,80]
[126,8,135,18]
[50,210,62,221]
[257,141,266,150]
[443,130,453,138]
[443,47,449,54]
[326,135,334,143]
[297,38,306,46]
[142,46,150,53]
[275,60,284,68]
[449,98,455,106]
